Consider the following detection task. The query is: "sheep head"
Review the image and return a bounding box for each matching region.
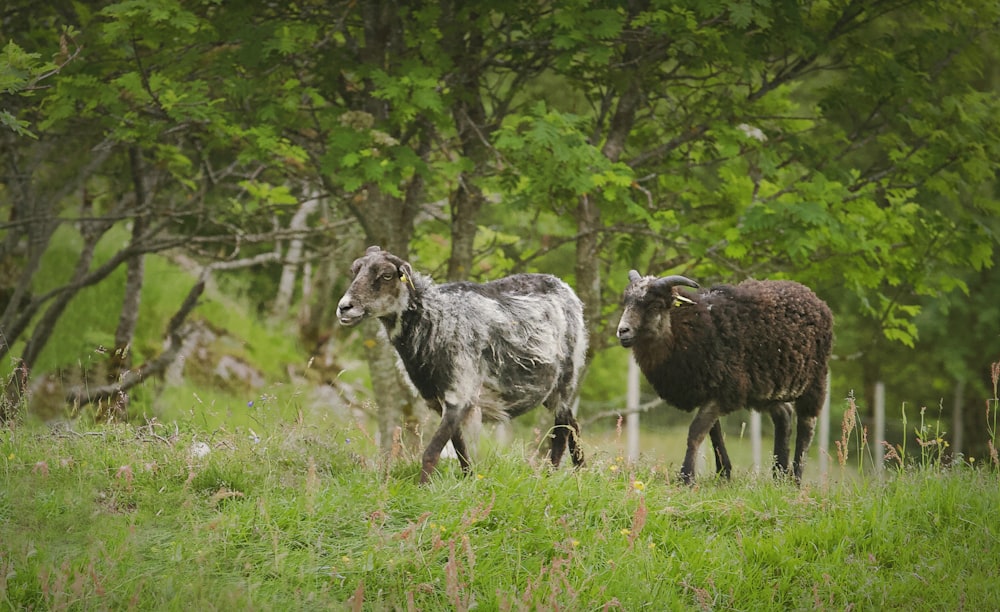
[617,270,700,348]
[337,246,416,326]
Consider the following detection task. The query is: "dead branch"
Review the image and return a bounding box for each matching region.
[64,280,206,408]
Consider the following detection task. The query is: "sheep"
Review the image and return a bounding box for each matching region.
[616,270,833,484]
[337,246,588,483]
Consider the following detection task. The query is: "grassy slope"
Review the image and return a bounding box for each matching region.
[6,229,997,608]
[2,415,997,611]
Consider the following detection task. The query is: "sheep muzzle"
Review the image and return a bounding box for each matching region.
[336,295,366,326]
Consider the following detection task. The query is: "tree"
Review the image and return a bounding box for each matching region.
[3,0,999,446]
[1,1,334,420]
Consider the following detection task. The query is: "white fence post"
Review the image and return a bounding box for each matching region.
[874,381,885,472]
[626,355,641,463]
[750,411,762,473]
[819,371,831,477]
[952,378,965,458]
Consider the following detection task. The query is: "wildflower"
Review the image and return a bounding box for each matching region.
[247,400,254,408]
[620,528,631,536]
[632,480,645,491]
[609,464,619,473]
[571,539,580,548]
[476,474,484,480]
[342,556,351,564]
[648,542,656,550]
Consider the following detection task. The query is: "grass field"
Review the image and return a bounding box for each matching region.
[2,405,997,611]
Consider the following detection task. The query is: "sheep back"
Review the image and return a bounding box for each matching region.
[393,273,586,421]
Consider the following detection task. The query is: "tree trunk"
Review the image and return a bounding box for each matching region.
[346,185,425,454]
[443,3,489,282]
[447,184,483,281]
[20,202,114,376]
[0,140,114,363]
[576,80,644,350]
[106,147,149,420]
[575,194,603,349]
[274,189,321,317]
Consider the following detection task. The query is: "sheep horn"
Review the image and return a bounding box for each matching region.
[365,245,382,255]
[652,275,700,291]
[628,270,642,283]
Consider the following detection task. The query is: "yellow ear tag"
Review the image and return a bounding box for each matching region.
[400,274,407,284]
[672,297,684,307]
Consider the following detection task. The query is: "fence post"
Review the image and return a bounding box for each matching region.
[819,371,831,476]
[874,381,885,472]
[952,378,965,458]
[626,355,641,463]
[750,411,762,473]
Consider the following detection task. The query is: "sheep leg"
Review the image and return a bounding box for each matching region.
[449,429,473,476]
[681,402,721,484]
[420,402,464,484]
[708,420,732,479]
[792,414,817,484]
[552,408,585,468]
[769,402,795,479]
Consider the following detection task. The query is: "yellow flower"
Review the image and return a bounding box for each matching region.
[620,528,631,536]
[572,539,580,547]
[609,465,619,473]
[648,542,656,550]
[341,556,351,564]
[476,474,484,480]
[632,480,645,491]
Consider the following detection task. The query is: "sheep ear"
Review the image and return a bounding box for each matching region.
[366,245,382,255]
[628,270,642,283]
[399,262,416,290]
[672,294,696,307]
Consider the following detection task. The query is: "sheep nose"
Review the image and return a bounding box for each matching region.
[337,295,361,324]
[337,296,354,317]
[617,325,635,348]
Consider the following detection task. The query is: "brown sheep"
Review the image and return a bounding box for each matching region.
[616,271,833,484]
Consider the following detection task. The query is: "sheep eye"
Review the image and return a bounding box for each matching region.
[381,272,395,281]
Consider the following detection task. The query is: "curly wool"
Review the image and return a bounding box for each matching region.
[618,273,833,483]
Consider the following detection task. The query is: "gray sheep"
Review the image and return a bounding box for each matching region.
[616,271,833,484]
[337,246,588,483]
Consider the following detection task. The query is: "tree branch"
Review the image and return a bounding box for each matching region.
[65,280,206,408]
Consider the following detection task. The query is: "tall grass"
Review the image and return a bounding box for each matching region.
[2,383,998,611]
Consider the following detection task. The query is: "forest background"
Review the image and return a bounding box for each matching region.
[3,0,1000,464]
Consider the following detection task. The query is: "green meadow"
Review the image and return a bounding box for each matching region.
[2,405,997,611]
